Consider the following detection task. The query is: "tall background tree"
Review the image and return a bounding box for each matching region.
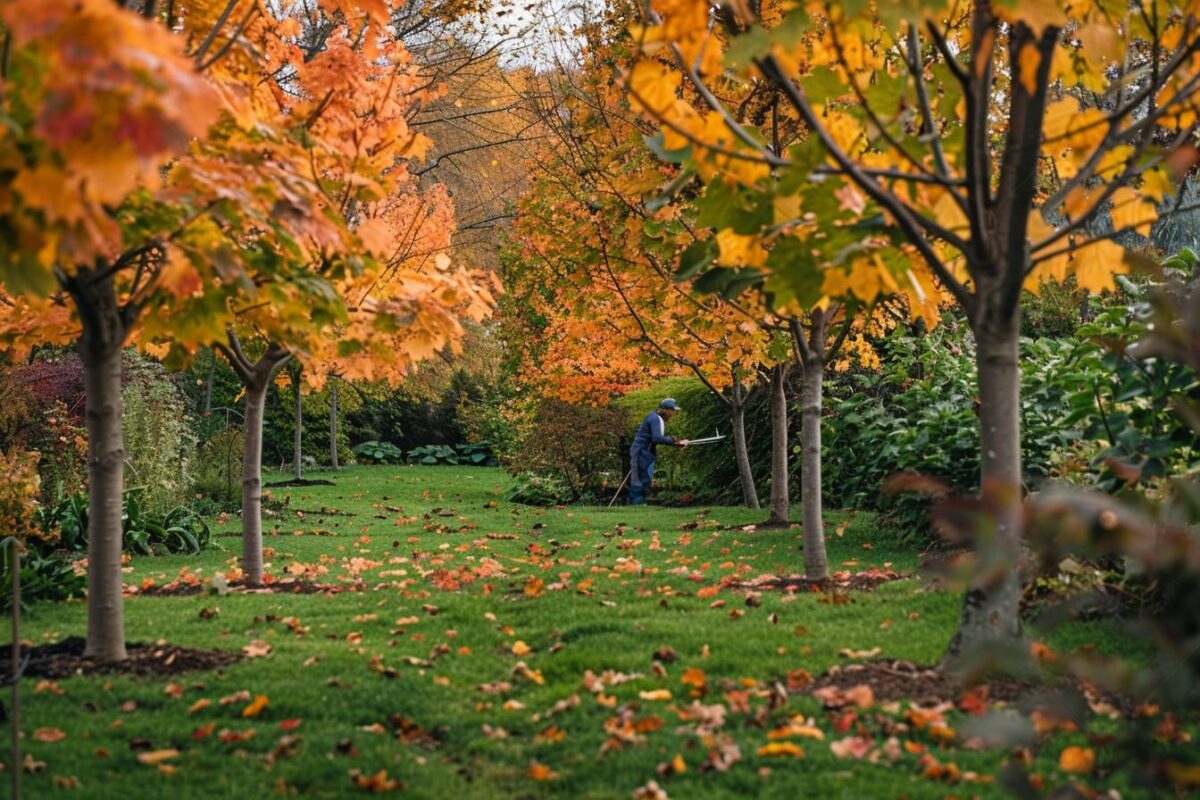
[630,0,1200,664]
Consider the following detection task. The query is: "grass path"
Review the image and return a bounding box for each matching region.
[12,466,1138,798]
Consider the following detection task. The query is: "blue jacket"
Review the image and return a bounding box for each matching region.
[631,411,675,457]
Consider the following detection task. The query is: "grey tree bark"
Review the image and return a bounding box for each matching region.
[329,381,339,471]
[766,363,790,525]
[217,337,290,587]
[729,382,760,510]
[73,274,129,660]
[944,307,1023,662]
[798,349,827,581]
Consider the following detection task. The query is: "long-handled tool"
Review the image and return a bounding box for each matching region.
[607,470,631,508]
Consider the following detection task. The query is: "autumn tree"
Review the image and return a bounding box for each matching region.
[0,0,361,659]
[508,13,783,508]
[631,0,1199,662]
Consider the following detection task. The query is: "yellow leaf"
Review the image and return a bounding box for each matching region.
[715,229,767,268]
[511,640,531,656]
[638,689,673,701]
[1072,238,1127,294]
[1018,43,1041,95]
[757,742,805,758]
[136,749,180,766]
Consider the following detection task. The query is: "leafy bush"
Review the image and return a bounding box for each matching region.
[506,398,627,497]
[192,426,244,507]
[407,444,461,465]
[352,440,405,464]
[37,489,212,557]
[0,447,84,611]
[403,442,498,467]
[505,473,573,506]
[457,442,498,466]
[122,352,197,513]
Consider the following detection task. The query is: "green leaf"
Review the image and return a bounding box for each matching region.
[676,240,716,281]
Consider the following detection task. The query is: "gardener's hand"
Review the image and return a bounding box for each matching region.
[678,439,690,447]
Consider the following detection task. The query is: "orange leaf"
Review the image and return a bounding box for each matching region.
[1059,746,1095,774]
[33,728,65,743]
[242,694,270,719]
[136,749,180,766]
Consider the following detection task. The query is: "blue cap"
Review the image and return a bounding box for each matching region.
[659,398,682,410]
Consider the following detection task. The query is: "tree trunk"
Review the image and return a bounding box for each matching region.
[74,278,128,661]
[241,376,269,586]
[292,365,303,480]
[329,381,339,471]
[767,363,790,525]
[730,385,760,510]
[944,307,1023,664]
[799,353,828,581]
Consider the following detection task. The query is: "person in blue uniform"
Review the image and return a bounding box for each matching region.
[629,398,689,505]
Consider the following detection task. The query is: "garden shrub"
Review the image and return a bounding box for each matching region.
[192,426,244,508]
[352,440,405,464]
[122,352,197,513]
[0,447,85,611]
[507,398,627,499]
[404,442,498,466]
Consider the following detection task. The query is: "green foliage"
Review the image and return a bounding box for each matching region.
[407,444,461,465]
[506,398,626,498]
[505,472,573,506]
[352,440,405,464]
[122,351,197,513]
[1021,277,1086,338]
[36,488,212,557]
[404,443,496,466]
[192,426,244,508]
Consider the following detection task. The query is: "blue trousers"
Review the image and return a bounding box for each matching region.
[629,451,654,505]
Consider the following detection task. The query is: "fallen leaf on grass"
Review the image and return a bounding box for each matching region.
[242,641,272,658]
[829,736,873,760]
[527,762,556,781]
[192,723,215,741]
[638,689,672,701]
[633,780,669,800]
[242,694,269,719]
[756,742,804,758]
[187,699,211,714]
[813,684,874,709]
[837,647,881,660]
[136,749,179,766]
[349,769,402,792]
[33,728,66,743]
[279,719,303,731]
[511,640,532,656]
[1059,746,1095,774]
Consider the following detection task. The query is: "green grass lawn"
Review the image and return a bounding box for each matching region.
[8,466,1149,799]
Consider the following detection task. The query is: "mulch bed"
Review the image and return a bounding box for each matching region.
[0,637,242,681]
[264,478,336,488]
[805,659,1032,706]
[137,579,350,597]
[733,568,906,593]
